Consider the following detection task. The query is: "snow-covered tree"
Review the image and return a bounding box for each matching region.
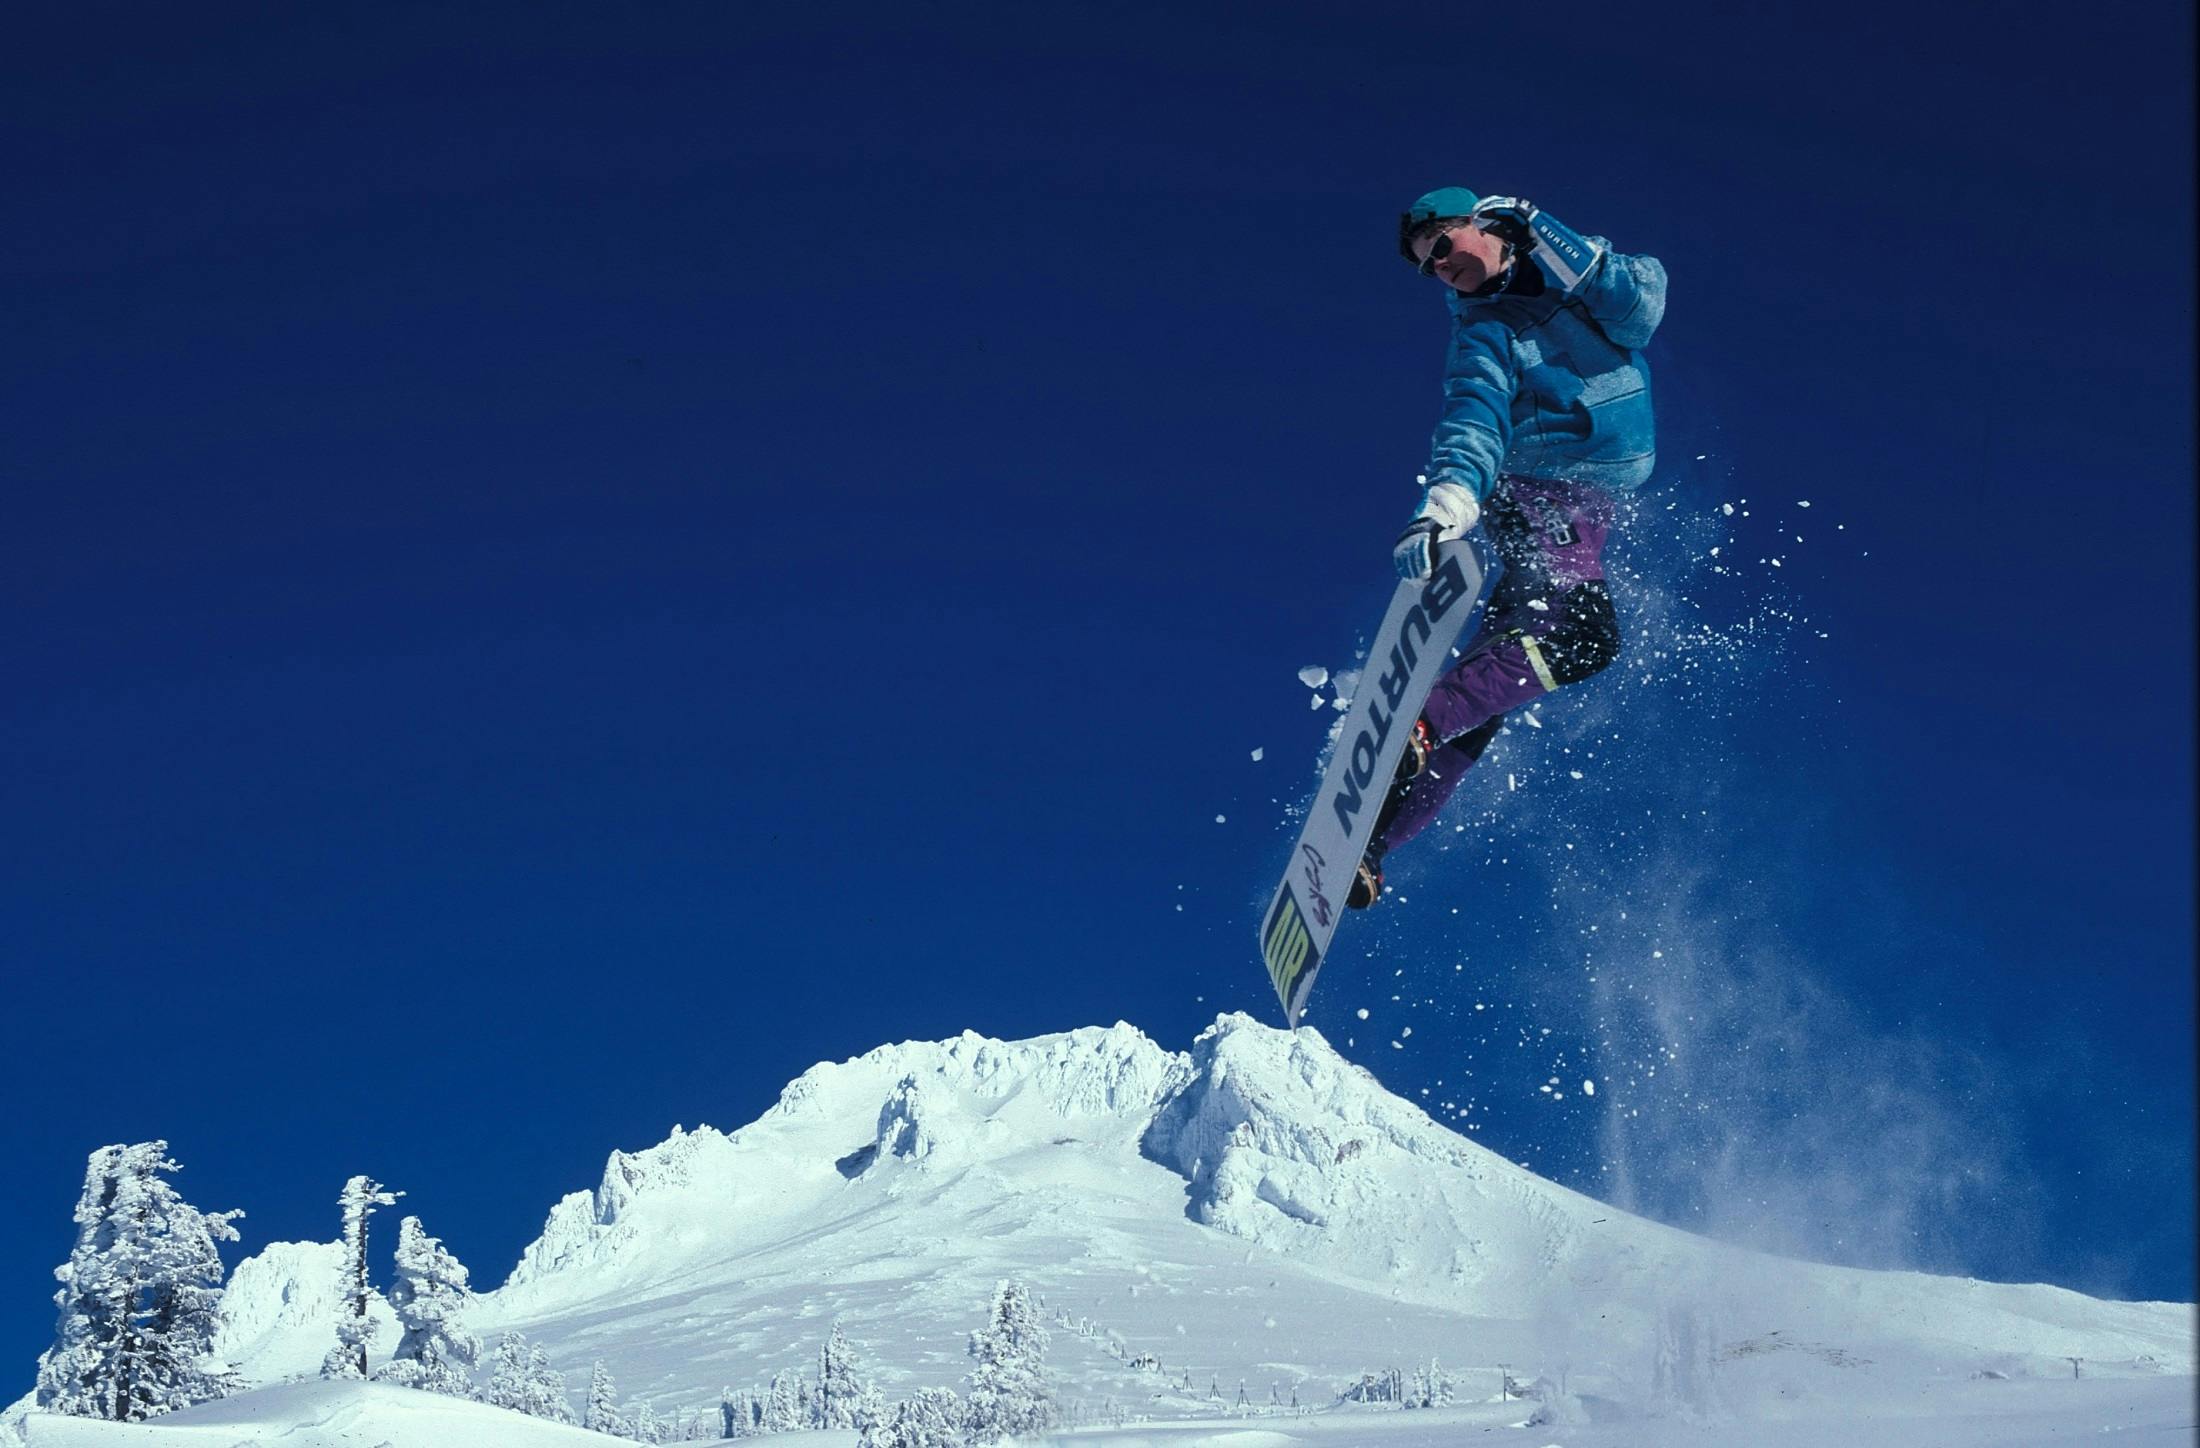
[319,1175,401,1379]
[487,1333,531,1411]
[629,1399,662,1441]
[1339,1367,1404,1404]
[760,1366,808,1432]
[818,1321,883,1430]
[963,1279,1053,1444]
[1403,1357,1453,1408]
[863,1386,962,1448]
[488,1332,572,1420]
[585,1359,627,1437]
[33,1142,244,1422]
[34,1147,127,1418]
[373,1216,478,1396]
[719,1386,763,1438]
[525,1344,575,1422]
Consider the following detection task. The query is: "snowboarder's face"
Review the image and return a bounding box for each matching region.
[1413,221,1509,294]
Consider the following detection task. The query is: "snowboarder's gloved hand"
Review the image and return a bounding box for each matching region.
[1392,480,1481,581]
[1471,196,1605,295]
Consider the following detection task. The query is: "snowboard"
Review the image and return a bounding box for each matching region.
[1260,533,1501,1027]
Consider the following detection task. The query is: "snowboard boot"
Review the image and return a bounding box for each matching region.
[1346,851,1383,909]
[1395,716,1434,782]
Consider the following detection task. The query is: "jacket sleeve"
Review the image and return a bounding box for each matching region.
[1426,312,1519,503]
[1573,246,1667,350]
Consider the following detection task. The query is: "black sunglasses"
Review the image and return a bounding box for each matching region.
[1417,224,1511,277]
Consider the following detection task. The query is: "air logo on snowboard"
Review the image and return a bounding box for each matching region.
[1260,535,1499,1027]
[1261,887,1316,1007]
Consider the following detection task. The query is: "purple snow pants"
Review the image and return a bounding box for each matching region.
[1373,476,1621,855]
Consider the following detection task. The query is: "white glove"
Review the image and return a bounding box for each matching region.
[1391,480,1481,580]
[1470,195,1606,294]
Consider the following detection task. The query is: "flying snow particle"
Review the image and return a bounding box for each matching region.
[1309,694,1325,710]
[1721,502,1735,515]
[1214,814,1226,824]
[1297,665,1329,688]
[1521,711,1543,729]
[1507,773,1519,791]
[1583,1080,1596,1096]
[1356,1007,1369,1020]
[1695,453,1708,460]
[1251,747,1264,761]
[1569,770,1584,780]
[1798,499,1812,507]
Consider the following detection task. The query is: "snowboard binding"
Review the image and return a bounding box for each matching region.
[1397,717,1434,781]
[1346,853,1383,910]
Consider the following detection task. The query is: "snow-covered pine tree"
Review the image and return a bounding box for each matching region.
[760,1367,807,1432]
[487,1333,530,1411]
[719,1386,763,1438]
[817,1320,880,1429]
[34,1146,127,1419]
[525,1343,574,1422]
[319,1175,401,1379]
[963,1279,1054,1444]
[33,1142,244,1422]
[854,1379,886,1439]
[373,1216,478,1396]
[629,1399,661,1441]
[585,1359,627,1437]
[869,1386,963,1448]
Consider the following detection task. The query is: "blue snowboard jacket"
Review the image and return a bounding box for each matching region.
[1427,243,1667,500]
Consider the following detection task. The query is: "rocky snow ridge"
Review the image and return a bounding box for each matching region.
[501,1021,1188,1291]
[210,1241,396,1387]
[501,1012,1599,1296]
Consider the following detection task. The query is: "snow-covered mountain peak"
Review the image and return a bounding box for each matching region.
[593,1124,730,1227]
[211,1241,395,1386]
[767,1020,1187,1128]
[1140,1013,1630,1294]
[501,1022,1190,1295]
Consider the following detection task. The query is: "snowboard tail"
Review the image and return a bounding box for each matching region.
[1260,535,1500,1026]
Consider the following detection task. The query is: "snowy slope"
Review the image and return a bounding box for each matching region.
[10,1375,2198,1448]
[18,1014,2186,1446]
[13,1381,641,1447]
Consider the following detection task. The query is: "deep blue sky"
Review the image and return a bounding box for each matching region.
[3,0,2191,1378]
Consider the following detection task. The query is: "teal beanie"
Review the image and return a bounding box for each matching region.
[1397,186,1481,263]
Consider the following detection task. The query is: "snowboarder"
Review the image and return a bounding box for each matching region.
[1351,187,1667,907]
